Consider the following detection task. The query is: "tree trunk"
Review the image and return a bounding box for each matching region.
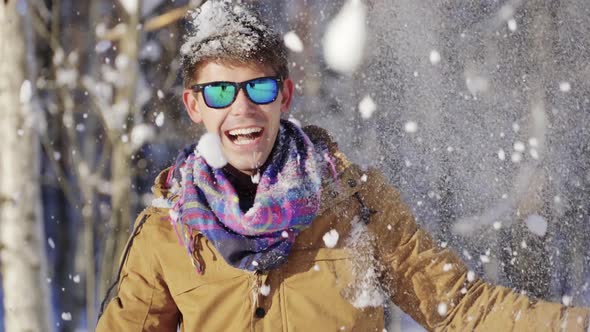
[99,0,141,305]
[99,142,133,300]
[0,1,52,331]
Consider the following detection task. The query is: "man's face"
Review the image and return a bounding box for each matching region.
[182,61,294,175]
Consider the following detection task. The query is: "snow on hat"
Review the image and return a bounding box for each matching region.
[180,0,279,72]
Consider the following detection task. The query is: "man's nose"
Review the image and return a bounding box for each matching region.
[229,89,256,116]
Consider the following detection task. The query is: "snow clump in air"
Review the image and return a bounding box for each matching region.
[359,95,377,119]
[155,112,165,127]
[404,121,418,133]
[514,141,525,152]
[559,81,571,92]
[323,229,339,248]
[429,50,441,65]
[507,19,517,31]
[437,302,448,316]
[525,214,548,237]
[61,312,72,321]
[196,133,227,169]
[323,0,367,74]
[260,284,271,296]
[284,31,304,52]
[130,124,156,151]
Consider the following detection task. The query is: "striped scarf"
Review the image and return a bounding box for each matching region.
[169,120,333,273]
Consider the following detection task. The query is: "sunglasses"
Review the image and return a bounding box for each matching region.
[190,76,284,109]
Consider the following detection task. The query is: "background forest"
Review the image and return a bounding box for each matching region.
[1,0,590,331]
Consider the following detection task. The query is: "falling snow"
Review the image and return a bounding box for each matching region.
[437,302,448,316]
[13,2,590,332]
[155,112,165,127]
[260,284,271,296]
[323,0,367,74]
[429,50,441,65]
[322,229,339,248]
[525,214,548,237]
[507,19,517,31]
[559,81,571,92]
[404,121,418,133]
[359,95,377,119]
[284,31,304,53]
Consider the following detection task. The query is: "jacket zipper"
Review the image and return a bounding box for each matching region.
[253,271,262,309]
[250,270,262,332]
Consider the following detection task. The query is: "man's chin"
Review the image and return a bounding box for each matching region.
[223,149,269,174]
[226,160,262,176]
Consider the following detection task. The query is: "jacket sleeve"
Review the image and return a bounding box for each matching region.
[96,210,180,332]
[361,170,590,331]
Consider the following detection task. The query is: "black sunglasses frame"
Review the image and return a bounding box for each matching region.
[190,76,284,109]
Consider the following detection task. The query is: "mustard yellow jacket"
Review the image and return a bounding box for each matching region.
[97,127,589,331]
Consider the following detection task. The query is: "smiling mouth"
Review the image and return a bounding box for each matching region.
[225,127,264,146]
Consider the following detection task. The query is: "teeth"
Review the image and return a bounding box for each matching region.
[228,127,262,136]
[233,136,256,145]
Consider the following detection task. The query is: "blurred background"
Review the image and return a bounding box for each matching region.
[1,0,590,331]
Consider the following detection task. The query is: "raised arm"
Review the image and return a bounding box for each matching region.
[360,170,589,331]
[96,210,180,332]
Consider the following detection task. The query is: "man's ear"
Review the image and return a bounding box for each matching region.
[182,89,202,124]
[280,78,294,114]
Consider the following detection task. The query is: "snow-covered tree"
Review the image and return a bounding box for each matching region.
[0,1,52,331]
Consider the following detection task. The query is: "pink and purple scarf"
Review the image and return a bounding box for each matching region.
[168,120,334,272]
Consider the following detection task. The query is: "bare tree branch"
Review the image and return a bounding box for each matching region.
[30,0,51,23]
[29,5,59,51]
[50,0,60,51]
[99,0,208,41]
[39,135,80,208]
[143,5,190,32]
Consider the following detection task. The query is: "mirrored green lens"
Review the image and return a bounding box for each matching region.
[245,78,278,104]
[203,83,236,108]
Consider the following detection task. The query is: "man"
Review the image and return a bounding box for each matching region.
[97,1,590,331]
